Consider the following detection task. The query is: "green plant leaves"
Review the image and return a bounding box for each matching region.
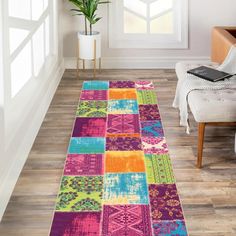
[69,0,110,33]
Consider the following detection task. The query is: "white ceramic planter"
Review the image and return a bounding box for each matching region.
[77,31,101,60]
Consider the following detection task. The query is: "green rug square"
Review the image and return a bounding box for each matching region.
[144,154,175,184]
[137,90,157,105]
[56,176,103,212]
[76,101,107,117]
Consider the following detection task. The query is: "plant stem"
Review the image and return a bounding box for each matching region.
[82,0,87,35]
[90,24,92,35]
[84,17,87,35]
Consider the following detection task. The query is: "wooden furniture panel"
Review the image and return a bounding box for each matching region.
[211,26,236,63]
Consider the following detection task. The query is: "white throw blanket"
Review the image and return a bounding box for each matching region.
[173,46,236,133]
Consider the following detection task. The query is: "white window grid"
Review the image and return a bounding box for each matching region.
[109,0,188,49]
[2,0,56,98]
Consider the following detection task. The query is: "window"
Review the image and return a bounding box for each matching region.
[109,0,188,48]
[5,0,54,97]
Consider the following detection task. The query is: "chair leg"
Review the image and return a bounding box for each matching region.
[197,122,205,168]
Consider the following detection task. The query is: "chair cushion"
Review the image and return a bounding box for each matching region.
[188,89,236,122]
[175,61,236,123]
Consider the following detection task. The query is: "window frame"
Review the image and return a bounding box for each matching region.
[2,0,58,100]
[109,0,188,49]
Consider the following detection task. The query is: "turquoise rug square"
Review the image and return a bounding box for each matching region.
[82,81,109,90]
[68,137,105,154]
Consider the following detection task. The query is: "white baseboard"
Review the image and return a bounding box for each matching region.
[0,59,65,221]
[64,56,211,69]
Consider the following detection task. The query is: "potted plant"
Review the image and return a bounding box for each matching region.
[69,0,109,60]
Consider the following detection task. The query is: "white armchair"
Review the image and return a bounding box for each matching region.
[174,46,236,168]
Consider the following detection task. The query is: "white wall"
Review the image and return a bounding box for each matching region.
[0,0,65,221]
[0,0,5,171]
[63,0,236,69]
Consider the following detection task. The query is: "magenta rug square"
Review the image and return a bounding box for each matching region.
[109,80,135,88]
[72,117,106,137]
[64,154,104,176]
[135,81,154,90]
[49,212,101,236]
[80,90,108,100]
[106,137,142,151]
[101,205,152,236]
[139,104,161,121]
[149,184,184,222]
[142,137,168,154]
[107,114,140,134]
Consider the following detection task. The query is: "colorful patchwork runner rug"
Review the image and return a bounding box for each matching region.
[49,81,188,236]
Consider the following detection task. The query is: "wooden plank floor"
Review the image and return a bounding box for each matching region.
[0,69,236,236]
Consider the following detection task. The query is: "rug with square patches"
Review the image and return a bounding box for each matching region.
[49,80,188,236]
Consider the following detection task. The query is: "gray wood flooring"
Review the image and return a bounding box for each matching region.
[0,69,235,236]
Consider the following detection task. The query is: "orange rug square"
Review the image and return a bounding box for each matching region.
[109,89,137,100]
[105,151,145,173]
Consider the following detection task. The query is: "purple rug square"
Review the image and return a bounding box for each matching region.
[101,205,152,236]
[107,114,140,134]
[49,212,101,236]
[139,105,161,121]
[149,184,184,222]
[106,137,142,151]
[72,117,106,137]
[64,154,104,176]
[109,80,135,88]
[80,90,108,100]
